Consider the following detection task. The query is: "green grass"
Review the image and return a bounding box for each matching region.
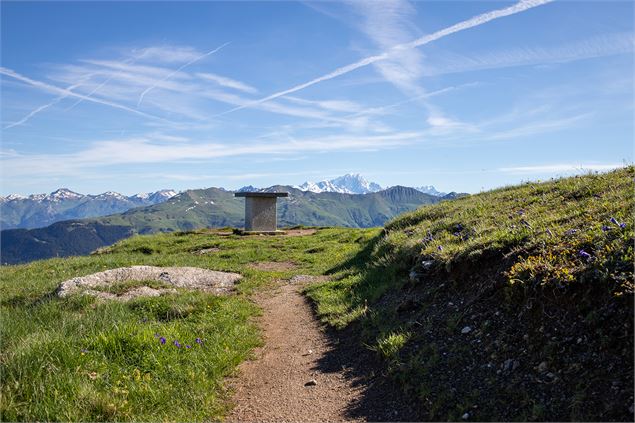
[307,167,634,326]
[0,227,378,421]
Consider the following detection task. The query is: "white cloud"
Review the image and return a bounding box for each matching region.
[347,0,425,94]
[282,96,363,113]
[131,45,205,63]
[424,32,635,76]
[197,72,258,94]
[1,131,421,178]
[137,42,230,107]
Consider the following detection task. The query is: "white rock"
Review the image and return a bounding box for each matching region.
[461,326,472,334]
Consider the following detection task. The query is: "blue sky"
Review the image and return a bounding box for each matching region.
[1,0,633,195]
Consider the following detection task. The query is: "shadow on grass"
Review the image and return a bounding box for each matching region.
[0,288,59,309]
[324,231,383,276]
[306,232,422,421]
[309,316,421,421]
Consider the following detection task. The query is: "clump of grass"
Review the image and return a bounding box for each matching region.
[371,331,411,362]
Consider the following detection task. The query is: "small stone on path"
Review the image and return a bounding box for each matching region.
[305,379,317,386]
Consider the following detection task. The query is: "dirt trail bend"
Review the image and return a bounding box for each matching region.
[227,278,409,422]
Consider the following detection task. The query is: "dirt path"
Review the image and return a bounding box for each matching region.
[226,278,413,422]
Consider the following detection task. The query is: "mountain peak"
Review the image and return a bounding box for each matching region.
[47,188,84,201]
[297,174,382,194]
[413,185,446,197]
[0,194,26,202]
[237,185,262,193]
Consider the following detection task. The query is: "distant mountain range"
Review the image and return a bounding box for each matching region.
[0,188,177,230]
[245,173,447,196]
[2,175,448,231]
[1,185,466,265]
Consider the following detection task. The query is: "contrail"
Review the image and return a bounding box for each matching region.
[217,0,553,116]
[65,56,139,112]
[137,41,230,107]
[4,56,142,129]
[3,83,82,129]
[0,66,166,122]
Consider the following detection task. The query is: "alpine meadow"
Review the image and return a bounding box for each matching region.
[1,0,633,421]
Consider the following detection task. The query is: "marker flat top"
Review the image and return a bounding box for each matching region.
[234,192,289,198]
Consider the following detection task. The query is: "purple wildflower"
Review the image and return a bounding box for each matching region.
[565,229,578,236]
[619,223,627,229]
[601,225,611,232]
[173,340,181,348]
[437,245,443,251]
[516,209,525,215]
[186,345,192,349]
[422,231,434,243]
[159,337,166,345]
[610,217,619,226]
[578,250,592,261]
[453,232,461,237]
[195,338,203,345]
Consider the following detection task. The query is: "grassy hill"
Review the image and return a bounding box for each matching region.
[1,186,442,264]
[1,167,632,421]
[306,166,634,420]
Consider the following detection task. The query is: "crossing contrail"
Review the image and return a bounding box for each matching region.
[136,41,230,107]
[3,83,82,129]
[3,55,144,129]
[216,0,554,117]
[0,66,166,122]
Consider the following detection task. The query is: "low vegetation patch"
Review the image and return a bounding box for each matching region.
[306,167,634,421]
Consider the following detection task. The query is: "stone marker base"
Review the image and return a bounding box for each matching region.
[235,229,287,236]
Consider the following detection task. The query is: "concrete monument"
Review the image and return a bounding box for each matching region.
[234,192,289,233]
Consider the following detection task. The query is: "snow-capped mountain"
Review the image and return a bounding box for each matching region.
[297,174,383,194]
[413,185,446,197]
[0,189,178,230]
[236,185,263,193]
[296,174,448,197]
[91,191,129,201]
[146,189,178,204]
[47,188,84,201]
